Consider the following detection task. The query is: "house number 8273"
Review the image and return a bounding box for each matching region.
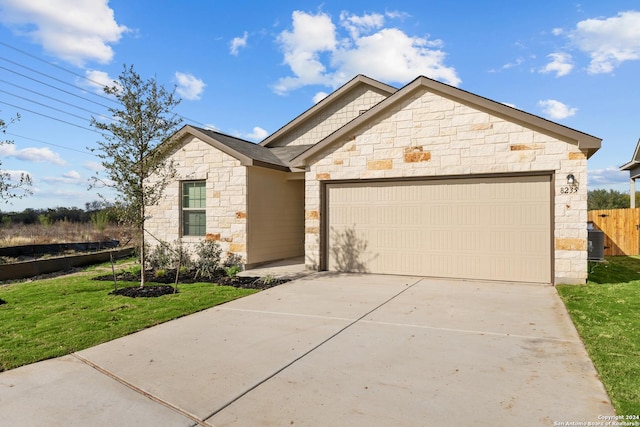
[560,185,579,194]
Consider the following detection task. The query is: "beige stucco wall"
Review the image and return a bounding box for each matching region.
[303,88,589,284]
[246,167,304,266]
[145,135,248,261]
[270,86,390,147]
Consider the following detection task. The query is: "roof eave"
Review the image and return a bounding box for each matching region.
[291,75,603,166]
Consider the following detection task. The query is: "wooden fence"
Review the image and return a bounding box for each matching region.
[588,208,640,256]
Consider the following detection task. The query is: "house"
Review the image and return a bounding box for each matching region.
[619,138,640,208]
[146,75,601,285]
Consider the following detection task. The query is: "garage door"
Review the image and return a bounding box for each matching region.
[325,175,551,283]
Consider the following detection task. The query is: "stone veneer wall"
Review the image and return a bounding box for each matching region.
[303,88,589,284]
[270,86,390,147]
[146,135,248,261]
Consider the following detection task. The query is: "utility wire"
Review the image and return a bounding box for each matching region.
[0,40,115,93]
[0,46,208,127]
[0,79,112,119]
[0,56,118,105]
[0,88,93,123]
[5,132,98,156]
[0,67,114,109]
[0,100,100,133]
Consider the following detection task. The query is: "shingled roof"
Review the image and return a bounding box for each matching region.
[173,125,290,171]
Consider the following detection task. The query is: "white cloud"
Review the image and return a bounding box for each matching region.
[570,10,640,74]
[203,123,219,131]
[83,161,103,172]
[274,11,337,93]
[42,169,85,185]
[245,127,269,141]
[340,11,385,39]
[273,10,460,95]
[175,72,206,101]
[539,52,574,77]
[0,144,67,165]
[538,99,577,120]
[83,69,116,94]
[588,166,629,187]
[333,28,459,86]
[313,91,329,104]
[0,0,128,66]
[230,31,248,55]
[552,28,564,36]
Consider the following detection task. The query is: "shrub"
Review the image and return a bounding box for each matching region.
[224,252,244,268]
[171,239,192,270]
[224,265,241,278]
[194,239,222,279]
[155,269,166,278]
[90,210,110,232]
[148,243,172,271]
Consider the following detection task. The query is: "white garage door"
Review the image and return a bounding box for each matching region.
[326,175,551,283]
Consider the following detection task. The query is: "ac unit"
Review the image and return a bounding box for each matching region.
[588,229,605,260]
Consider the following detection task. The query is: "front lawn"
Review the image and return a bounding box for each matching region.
[557,256,640,416]
[0,262,257,371]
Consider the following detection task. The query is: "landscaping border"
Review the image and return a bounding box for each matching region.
[0,248,134,281]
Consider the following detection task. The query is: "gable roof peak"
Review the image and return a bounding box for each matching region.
[260,74,397,147]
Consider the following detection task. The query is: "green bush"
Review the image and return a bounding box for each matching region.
[171,239,192,270]
[194,239,222,279]
[224,265,241,278]
[148,243,171,271]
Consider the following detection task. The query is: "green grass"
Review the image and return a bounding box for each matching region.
[557,256,640,416]
[0,261,256,371]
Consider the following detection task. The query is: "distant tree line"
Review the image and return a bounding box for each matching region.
[588,189,638,211]
[0,201,117,226]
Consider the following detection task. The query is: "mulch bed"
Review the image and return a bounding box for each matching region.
[96,268,289,298]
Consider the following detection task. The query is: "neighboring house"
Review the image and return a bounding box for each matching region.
[619,138,640,208]
[146,74,601,285]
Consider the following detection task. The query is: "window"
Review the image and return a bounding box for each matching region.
[182,181,206,236]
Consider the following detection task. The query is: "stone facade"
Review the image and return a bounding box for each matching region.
[269,86,390,147]
[302,88,589,284]
[145,135,248,261]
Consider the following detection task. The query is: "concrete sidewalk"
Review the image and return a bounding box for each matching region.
[0,274,615,426]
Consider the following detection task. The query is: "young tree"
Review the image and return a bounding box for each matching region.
[90,65,182,288]
[0,114,32,202]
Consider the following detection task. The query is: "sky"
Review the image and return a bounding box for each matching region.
[0,0,639,211]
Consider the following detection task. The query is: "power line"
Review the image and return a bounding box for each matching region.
[0,79,112,119]
[0,88,93,123]
[5,132,98,156]
[0,56,117,106]
[0,100,100,133]
[0,40,113,92]
[0,65,114,109]
[0,44,209,127]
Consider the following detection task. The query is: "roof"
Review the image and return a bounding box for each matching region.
[619,138,640,174]
[260,74,397,147]
[173,125,290,171]
[291,75,602,167]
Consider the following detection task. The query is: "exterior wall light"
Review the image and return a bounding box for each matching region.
[567,174,575,185]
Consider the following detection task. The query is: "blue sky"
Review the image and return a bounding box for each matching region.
[0,0,639,211]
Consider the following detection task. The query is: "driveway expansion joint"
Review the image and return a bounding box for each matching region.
[71,353,212,427]
[201,278,425,423]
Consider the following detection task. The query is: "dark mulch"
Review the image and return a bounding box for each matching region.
[95,268,289,298]
[109,285,176,298]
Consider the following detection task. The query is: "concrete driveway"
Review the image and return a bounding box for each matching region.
[0,274,614,426]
